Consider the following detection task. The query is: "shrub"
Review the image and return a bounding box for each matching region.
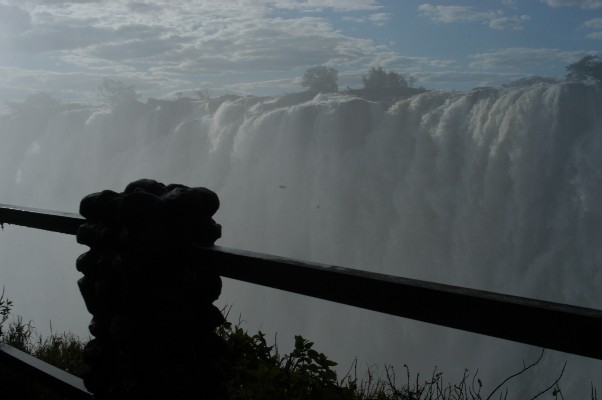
[566,55,602,84]
[301,66,339,93]
[0,297,595,399]
[362,67,413,92]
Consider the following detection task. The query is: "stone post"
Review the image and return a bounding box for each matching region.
[75,179,228,399]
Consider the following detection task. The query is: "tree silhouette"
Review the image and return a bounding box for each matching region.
[362,67,412,91]
[97,78,139,106]
[301,66,338,93]
[566,55,602,84]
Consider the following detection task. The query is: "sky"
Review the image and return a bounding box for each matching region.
[0,0,601,106]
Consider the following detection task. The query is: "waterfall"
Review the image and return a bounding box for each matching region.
[1,82,601,395]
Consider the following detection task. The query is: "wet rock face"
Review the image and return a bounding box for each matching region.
[76,179,228,399]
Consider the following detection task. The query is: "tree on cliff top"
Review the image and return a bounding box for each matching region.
[566,55,602,84]
[301,66,338,93]
[362,66,413,91]
[97,78,139,106]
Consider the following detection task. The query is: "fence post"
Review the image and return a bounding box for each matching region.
[75,179,228,399]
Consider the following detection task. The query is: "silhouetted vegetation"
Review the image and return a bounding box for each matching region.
[301,66,339,93]
[338,67,425,102]
[566,55,602,84]
[504,56,602,89]
[97,78,140,106]
[0,294,593,400]
[0,290,87,399]
[7,55,602,117]
[362,67,414,92]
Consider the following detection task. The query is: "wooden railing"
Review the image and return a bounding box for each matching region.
[0,342,91,399]
[1,203,601,399]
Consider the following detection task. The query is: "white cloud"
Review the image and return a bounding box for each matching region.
[469,48,584,70]
[581,18,602,40]
[367,52,456,71]
[586,31,602,39]
[418,4,529,30]
[0,0,412,103]
[127,2,164,13]
[341,12,392,26]
[368,12,392,25]
[267,0,382,12]
[151,16,378,74]
[418,4,501,23]
[9,25,116,53]
[544,0,602,8]
[582,18,602,29]
[0,1,382,75]
[89,35,186,62]
[489,15,530,30]
[1,0,588,101]
[341,16,365,23]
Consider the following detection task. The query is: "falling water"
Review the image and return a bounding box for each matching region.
[1,82,601,396]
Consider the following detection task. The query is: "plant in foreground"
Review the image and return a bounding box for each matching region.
[0,297,597,399]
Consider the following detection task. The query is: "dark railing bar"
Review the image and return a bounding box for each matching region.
[1,203,601,360]
[0,343,92,399]
[201,245,602,360]
[0,203,83,235]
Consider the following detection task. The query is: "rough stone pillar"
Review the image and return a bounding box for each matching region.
[76,179,228,399]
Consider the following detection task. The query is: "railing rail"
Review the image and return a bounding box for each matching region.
[0,343,92,399]
[204,245,602,360]
[1,202,602,396]
[0,203,83,235]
